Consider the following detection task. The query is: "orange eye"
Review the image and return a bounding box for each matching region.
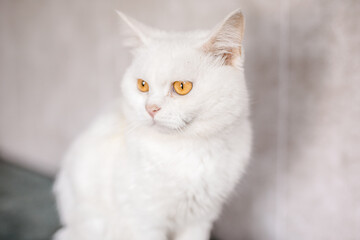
[137,79,149,92]
[173,81,193,95]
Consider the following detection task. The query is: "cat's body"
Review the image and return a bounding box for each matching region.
[54,9,252,240]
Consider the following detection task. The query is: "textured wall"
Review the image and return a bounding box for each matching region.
[0,0,359,239]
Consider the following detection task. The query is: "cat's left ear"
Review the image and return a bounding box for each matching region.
[202,9,245,66]
[116,10,156,48]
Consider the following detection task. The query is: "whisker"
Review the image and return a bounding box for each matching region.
[125,120,145,135]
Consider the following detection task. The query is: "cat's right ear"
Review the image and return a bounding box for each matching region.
[116,10,155,48]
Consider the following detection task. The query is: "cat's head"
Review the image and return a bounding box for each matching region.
[118,9,249,137]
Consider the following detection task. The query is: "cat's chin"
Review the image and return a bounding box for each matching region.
[150,120,188,135]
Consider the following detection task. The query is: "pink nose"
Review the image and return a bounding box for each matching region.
[146,104,161,118]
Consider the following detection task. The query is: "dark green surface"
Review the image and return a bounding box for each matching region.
[0,160,60,240]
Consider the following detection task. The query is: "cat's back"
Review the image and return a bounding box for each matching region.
[54,105,127,224]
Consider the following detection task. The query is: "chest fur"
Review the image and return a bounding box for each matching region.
[127,134,238,219]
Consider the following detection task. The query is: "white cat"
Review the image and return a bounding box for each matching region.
[53,9,252,240]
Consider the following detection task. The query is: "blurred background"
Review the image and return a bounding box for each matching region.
[0,0,359,239]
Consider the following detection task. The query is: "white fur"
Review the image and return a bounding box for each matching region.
[53,9,251,240]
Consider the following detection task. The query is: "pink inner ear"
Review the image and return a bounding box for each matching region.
[203,45,242,66]
[223,48,242,66]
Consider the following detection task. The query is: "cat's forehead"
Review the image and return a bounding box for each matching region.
[132,42,204,82]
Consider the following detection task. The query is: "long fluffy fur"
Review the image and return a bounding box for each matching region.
[53,9,251,240]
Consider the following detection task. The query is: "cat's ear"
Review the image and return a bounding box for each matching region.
[116,10,156,48]
[202,9,245,66]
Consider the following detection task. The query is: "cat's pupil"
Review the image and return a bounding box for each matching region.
[142,81,145,87]
[180,83,183,89]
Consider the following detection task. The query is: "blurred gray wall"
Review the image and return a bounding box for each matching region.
[0,0,359,239]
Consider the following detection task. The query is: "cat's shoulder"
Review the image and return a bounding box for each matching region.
[82,101,126,139]
[64,101,127,161]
